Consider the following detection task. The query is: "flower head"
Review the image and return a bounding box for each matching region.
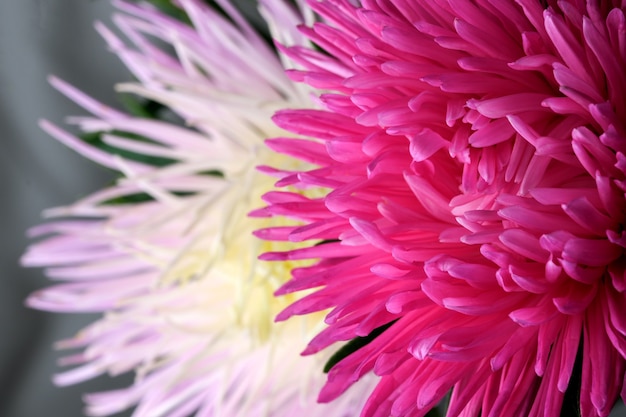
[258,1,626,416]
[22,0,372,415]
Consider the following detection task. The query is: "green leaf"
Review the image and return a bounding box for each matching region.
[101,192,154,206]
[198,169,224,178]
[118,94,166,120]
[137,0,276,45]
[79,130,176,167]
[139,0,192,24]
[324,320,397,373]
[136,0,232,26]
[425,407,444,417]
[100,190,195,206]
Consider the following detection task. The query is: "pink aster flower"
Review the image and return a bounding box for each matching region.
[257,1,626,416]
[22,0,373,416]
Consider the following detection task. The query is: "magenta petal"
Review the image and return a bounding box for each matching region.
[468,118,515,147]
[255,1,626,416]
[408,129,449,162]
[499,229,549,263]
[562,238,622,267]
[509,304,555,327]
[553,282,597,315]
[562,196,615,233]
[471,93,550,118]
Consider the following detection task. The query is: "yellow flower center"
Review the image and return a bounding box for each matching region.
[150,143,321,345]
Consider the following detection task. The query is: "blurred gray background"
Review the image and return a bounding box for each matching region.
[0,1,132,416]
[1,1,625,417]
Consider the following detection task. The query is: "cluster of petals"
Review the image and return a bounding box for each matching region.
[258,0,626,416]
[22,0,372,416]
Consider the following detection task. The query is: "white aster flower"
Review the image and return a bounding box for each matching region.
[22,0,372,415]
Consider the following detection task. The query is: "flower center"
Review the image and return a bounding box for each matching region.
[147,143,317,345]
